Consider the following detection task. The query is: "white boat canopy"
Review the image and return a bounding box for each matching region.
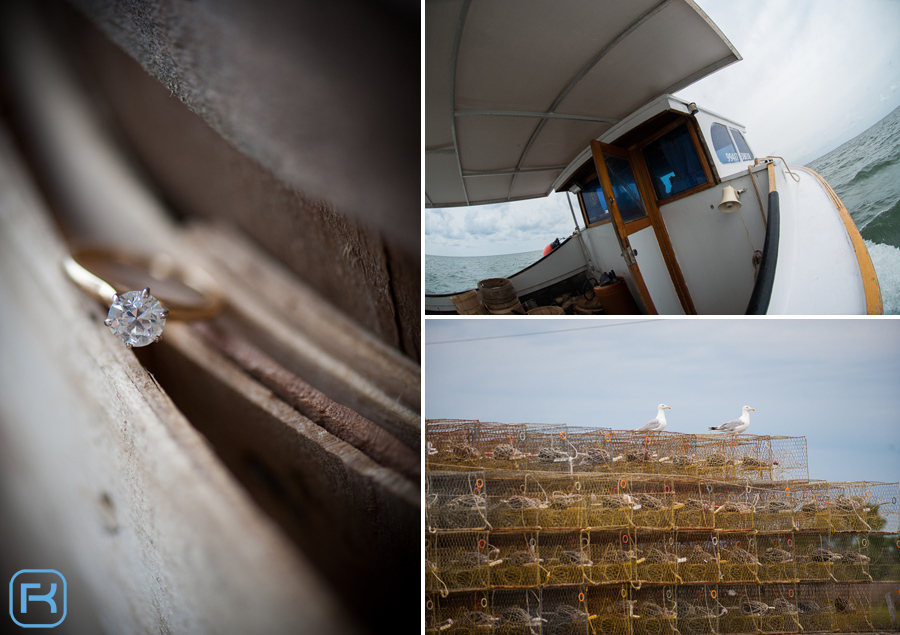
[425,0,741,208]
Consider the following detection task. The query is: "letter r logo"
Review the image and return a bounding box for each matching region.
[9,570,67,628]
[20,583,58,614]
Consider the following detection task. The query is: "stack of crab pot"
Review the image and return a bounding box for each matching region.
[425,420,900,634]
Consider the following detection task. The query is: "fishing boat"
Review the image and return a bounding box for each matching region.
[425,0,882,315]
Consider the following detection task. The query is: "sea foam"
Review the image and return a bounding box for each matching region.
[866,240,900,314]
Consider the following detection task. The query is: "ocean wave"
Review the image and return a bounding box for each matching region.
[847,149,900,183]
[860,198,900,249]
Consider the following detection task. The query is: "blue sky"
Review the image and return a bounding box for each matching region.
[425,318,900,485]
[425,0,900,256]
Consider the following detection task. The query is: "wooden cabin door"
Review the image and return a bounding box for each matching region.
[590,141,685,315]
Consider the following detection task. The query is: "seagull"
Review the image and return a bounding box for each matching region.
[709,405,755,434]
[634,404,671,432]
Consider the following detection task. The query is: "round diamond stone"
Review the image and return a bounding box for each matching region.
[106,289,167,347]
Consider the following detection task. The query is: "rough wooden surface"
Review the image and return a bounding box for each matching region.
[65,2,420,360]
[142,322,418,626]
[191,319,420,481]
[0,124,363,634]
[184,222,421,450]
[67,0,419,261]
[0,6,419,632]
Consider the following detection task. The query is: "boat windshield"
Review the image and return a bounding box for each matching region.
[581,180,609,225]
[604,154,646,222]
[642,123,708,199]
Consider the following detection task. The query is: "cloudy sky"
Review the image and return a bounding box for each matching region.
[425,318,900,484]
[425,0,900,257]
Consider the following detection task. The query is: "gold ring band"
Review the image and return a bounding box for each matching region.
[63,247,223,321]
[63,247,223,347]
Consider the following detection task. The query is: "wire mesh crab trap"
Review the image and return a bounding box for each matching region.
[606,430,662,475]
[831,582,873,632]
[425,535,451,597]
[677,585,724,635]
[794,581,834,632]
[481,422,529,471]
[717,534,760,584]
[584,584,631,635]
[490,531,543,588]
[537,474,585,529]
[427,589,494,635]
[585,530,635,585]
[711,482,756,531]
[757,533,796,583]
[717,583,763,635]
[564,426,613,473]
[632,585,678,635]
[427,471,489,531]
[635,530,683,584]
[794,532,839,582]
[540,585,595,635]
[425,594,440,634]
[868,534,900,582]
[676,530,721,583]
[490,588,543,635]
[790,480,832,531]
[673,479,716,530]
[425,420,899,634]
[829,481,900,534]
[630,476,676,529]
[426,419,484,471]
[583,474,634,529]
[754,484,797,533]
[691,435,808,483]
[830,533,873,582]
[487,472,543,530]
[523,424,573,473]
[431,531,495,593]
[757,583,801,634]
[828,482,886,533]
[540,530,590,586]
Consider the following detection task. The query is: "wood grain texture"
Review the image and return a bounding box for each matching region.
[67,0,418,261]
[65,2,420,360]
[191,319,420,481]
[142,322,418,627]
[183,222,421,451]
[0,7,419,632]
[0,124,364,634]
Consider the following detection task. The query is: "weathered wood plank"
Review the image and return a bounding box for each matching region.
[0,124,363,634]
[66,2,420,359]
[68,0,419,261]
[144,321,418,626]
[183,223,421,451]
[0,7,419,632]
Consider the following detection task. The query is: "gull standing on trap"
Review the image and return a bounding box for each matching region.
[709,406,755,434]
[634,404,671,432]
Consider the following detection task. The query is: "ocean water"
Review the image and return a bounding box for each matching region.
[807,104,900,314]
[426,104,900,313]
[425,250,544,296]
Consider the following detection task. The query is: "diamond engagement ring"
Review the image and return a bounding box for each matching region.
[63,247,224,348]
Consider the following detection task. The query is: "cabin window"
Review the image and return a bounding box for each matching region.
[642,123,708,200]
[730,128,754,161]
[580,180,609,225]
[710,123,738,163]
[603,154,647,223]
[711,123,752,163]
